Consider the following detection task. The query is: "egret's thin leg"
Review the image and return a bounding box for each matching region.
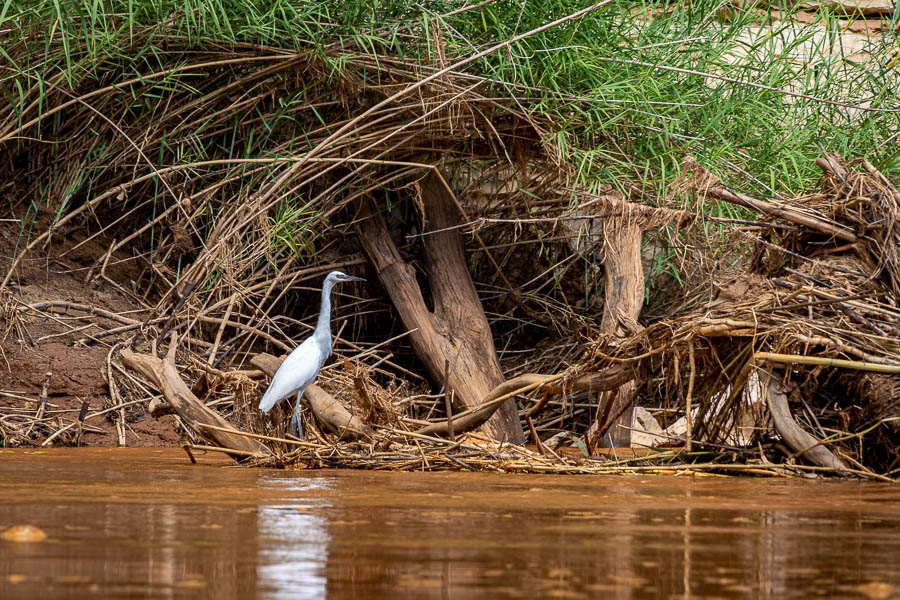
[290,389,306,440]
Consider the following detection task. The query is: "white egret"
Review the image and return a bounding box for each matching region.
[259,270,365,438]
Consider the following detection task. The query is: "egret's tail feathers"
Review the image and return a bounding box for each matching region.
[258,390,280,413]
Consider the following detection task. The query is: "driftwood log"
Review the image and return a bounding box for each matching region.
[356,171,524,443]
[764,372,848,470]
[416,367,638,438]
[250,353,372,441]
[706,182,857,243]
[120,346,268,459]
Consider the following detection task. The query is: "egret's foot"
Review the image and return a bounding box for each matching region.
[290,408,305,440]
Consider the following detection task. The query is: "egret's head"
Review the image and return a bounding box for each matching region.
[326,270,366,284]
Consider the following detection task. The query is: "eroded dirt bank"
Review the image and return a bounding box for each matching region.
[0,208,183,447]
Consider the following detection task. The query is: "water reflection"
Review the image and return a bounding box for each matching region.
[1,449,900,599]
[256,478,332,600]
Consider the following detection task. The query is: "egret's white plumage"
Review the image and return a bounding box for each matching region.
[258,335,326,413]
[259,270,364,437]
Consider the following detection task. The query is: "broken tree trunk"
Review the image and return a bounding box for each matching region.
[416,367,639,437]
[356,171,524,443]
[587,214,645,449]
[120,347,268,459]
[250,353,372,441]
[764,372,848,470]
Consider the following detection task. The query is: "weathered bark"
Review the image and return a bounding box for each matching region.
[148,397,175,418]
[587,216,645,449]
[250,353,372,441]
[416,367,639,438]
[120,348,268,459]
[356,171,524,443]
[765,372,848,470]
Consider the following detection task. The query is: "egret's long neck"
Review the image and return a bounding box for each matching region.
[314,279,336,345]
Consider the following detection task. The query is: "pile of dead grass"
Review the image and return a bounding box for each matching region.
[559,155,900,476]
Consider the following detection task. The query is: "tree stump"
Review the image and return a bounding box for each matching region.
[356,171,524,443]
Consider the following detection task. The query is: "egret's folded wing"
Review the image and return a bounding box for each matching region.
[258,339,323,413]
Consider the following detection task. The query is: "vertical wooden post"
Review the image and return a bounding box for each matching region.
[588,214,644,449]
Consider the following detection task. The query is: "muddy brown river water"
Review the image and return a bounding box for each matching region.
[1,448,900,599]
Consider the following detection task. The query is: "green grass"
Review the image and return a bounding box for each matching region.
[4,1,896,193]
[1,0,897,307]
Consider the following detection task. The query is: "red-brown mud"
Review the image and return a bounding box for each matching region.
[0,209,183,447]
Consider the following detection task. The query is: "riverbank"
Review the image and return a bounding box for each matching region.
[1,1,898,477]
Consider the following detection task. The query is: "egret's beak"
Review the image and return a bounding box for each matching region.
[346,275,366,282]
